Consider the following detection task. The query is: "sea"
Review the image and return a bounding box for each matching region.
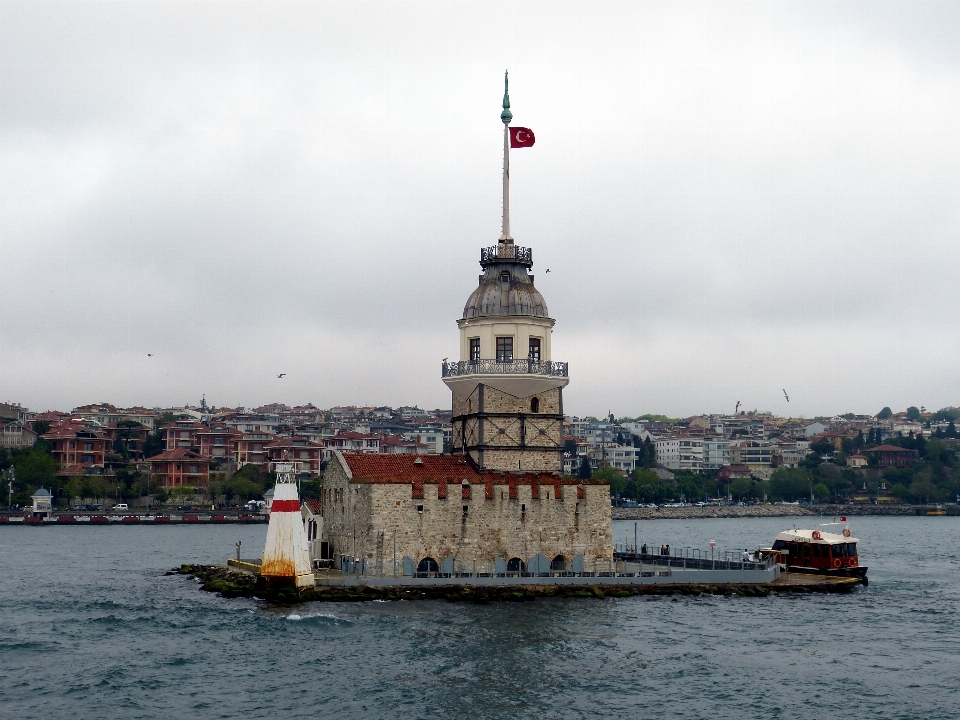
[2,515,959,720]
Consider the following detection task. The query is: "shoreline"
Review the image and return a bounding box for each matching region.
[611,504,955,521]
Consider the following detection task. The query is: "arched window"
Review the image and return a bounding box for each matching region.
[506,557,526,574]
[417,557,439,575]
[530,397,539,413]
[551,555,568,572]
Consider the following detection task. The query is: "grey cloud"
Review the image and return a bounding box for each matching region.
[2,1,958,417]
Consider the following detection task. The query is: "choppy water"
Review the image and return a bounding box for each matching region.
[2,516,959,719]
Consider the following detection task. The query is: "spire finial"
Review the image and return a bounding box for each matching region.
[501,70,513,125]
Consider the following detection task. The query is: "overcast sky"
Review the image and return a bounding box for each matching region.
[2,1,958,419]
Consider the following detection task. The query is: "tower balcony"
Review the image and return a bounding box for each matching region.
[442,359,568,378]
[480,245,533,267]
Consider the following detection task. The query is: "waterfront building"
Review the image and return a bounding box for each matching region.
[0,420,38,448]
[729,439,773,469]
[42,422,109,473]
[30,487,53,517]
[149,448,211,489]
[654,435,704,471]
[321,74,614,575]
[702,437,730,470]
[863,444,916,468]
[265,436,323,476]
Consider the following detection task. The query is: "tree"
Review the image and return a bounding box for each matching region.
[729,477,753,499]
[577,457,592,479]
[31,419,51,436]
[770,468,812,502]
[810,440,834,455]
[932,407,959,422]
[877,407,893,420]
[906,406,921,421]
[593,466,625,496]
[642,438,656,468]
[812,483,830,502]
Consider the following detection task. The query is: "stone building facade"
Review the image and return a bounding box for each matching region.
[322,452,613,574]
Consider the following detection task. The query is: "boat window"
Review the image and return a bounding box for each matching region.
[803,544,810,557]
[772,540,787,550]
[846,543,857,556]
[831,544,844,558]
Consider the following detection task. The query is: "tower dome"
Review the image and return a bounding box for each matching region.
[463,246,549,319]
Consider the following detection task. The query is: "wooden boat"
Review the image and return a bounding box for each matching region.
[763,519,867,585]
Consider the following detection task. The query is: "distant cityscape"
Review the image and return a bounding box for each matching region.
[1,399,957,509]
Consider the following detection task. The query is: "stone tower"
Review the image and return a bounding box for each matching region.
[442,72,569,473]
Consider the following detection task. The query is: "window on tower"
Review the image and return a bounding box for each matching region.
[528,338,541,362]
[500,271,510,283]
[470,338,481,363]
[496,337,513,362]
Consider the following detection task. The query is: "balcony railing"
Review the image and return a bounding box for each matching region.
[442,359,569,378]
[480,245,533,265]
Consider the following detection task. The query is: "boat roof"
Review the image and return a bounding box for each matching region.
[775,526,858,544]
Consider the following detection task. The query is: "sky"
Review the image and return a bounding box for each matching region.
[1,0,958,419]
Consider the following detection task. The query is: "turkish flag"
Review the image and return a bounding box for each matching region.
[510,127,535,148]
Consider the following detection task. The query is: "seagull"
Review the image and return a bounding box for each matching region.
[735,401,741,414]
[147,354,153,357]
[277,373,286,379]
[545,269,551,273]
[783,389,790,402]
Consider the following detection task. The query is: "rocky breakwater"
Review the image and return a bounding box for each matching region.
[613,505,814,521]
[613,503,920,521]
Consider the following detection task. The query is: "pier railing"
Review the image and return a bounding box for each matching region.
[613,544,777,572]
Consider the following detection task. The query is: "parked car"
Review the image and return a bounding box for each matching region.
[114,503,129,511]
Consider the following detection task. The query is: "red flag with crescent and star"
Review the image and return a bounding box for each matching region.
[510,127,535,148]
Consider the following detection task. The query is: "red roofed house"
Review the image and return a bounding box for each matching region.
[42,423,109,473]
[717,464,753,481]
[322,451,612,575]
[236,431,274,468]
[161,420,208,452]
[266,436,323,476]
[863,445,917,468]
[150,448,211,489]
[195,425,243,464]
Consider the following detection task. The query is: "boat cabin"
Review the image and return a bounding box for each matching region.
[770,525,860,571]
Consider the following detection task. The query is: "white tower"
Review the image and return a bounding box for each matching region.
[260,462,314,590]
[442,72,568,473]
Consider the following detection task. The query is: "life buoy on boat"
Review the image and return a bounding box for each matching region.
[812,530,822,540]
[832,558,842,569]
[848,557,857,567]
[842,528,851,537]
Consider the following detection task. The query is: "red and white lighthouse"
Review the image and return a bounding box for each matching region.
[260,461,314,590]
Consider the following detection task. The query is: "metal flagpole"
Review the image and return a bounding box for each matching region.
[500,70,513,242]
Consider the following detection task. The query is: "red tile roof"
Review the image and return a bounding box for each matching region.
[149,448,206,461]
[339,453,602,485]
[865,445,916,453]
[303,500,322,514]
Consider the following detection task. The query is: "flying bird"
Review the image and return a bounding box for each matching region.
[783,389,790,402]
[735,401,741,414]
[277,373,286,379]
[545,269,551,273]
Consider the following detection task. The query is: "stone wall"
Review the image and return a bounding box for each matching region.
[322,455,613,573]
